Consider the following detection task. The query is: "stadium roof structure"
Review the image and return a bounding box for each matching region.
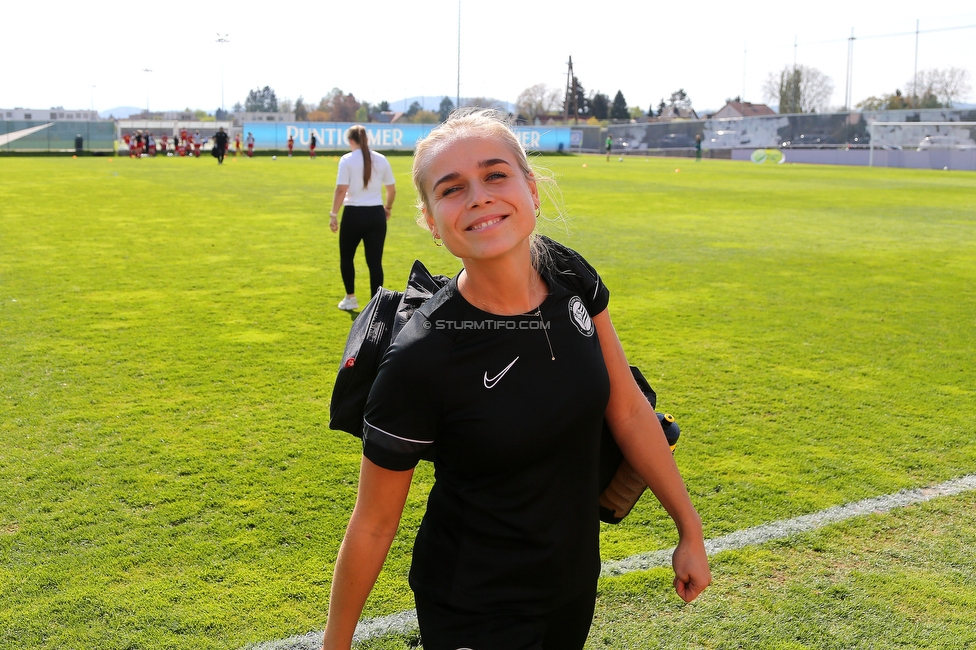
[712,101,777,119]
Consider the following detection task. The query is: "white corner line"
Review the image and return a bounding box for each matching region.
[242,473,976,649]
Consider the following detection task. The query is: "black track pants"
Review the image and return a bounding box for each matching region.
[414,589,596,650]
[338,205,386,297]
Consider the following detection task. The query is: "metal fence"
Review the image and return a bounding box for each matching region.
[613,109,976,151]
[0,121,116,153]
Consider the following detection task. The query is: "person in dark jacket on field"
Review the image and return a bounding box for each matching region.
[213,127,229,164]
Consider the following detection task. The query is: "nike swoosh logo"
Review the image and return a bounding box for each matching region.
[484,356,519,389]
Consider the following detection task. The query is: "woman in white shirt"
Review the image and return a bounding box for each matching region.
[329,125,397,311]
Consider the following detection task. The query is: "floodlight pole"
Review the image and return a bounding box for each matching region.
[456,0,461,110]
[216,34,230,113]
[845,28,855,110]
[564,55,577,123]
[742,43,747,102]
[913,19,920,107]
[793,35,798,114]
[142,68,152,115]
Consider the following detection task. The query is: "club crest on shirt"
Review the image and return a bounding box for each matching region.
[568,296,593,337]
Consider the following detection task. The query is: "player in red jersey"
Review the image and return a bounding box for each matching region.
[234,133,242,157]
[287,134,294,157]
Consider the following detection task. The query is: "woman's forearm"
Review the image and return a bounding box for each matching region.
[322,513,400,648]
[322,458,414,649]
[613,403,702,537]
[331,185,347,216]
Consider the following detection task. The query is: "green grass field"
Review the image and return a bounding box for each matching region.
[2,153,975,649]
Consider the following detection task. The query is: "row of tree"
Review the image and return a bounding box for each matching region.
[232,65,970,125]
[234,86,461,123]
[523,65,971,121]
[761,65,971,114]
[517,79,694,122]
[856,67,972,111]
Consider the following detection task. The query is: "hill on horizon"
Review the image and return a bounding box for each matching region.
[387,95,516,115]
[99,106,144,119]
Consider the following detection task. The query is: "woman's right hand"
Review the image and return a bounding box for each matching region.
[671,531,711,602]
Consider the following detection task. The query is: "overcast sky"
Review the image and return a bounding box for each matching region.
[2,1,974,115]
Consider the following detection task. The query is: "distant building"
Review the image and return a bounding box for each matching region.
[2,107,102,121]
[711,101,776,119]
[234,111,296,126]
[369,111,406,123]
[128,110,196,121]
[659,106,699,120]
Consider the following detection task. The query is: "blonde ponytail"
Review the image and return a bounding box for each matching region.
[347,125,372,187]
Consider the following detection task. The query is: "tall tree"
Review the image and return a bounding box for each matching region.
[319,88,360,122]
[762,65,833,114]
[668,88,692,112]
[656,99,666,116]
[378,100,390,112]
[589,92,610,120]
[438,96,455,121]
[516,83,561,121]
[407,101,422,117]
[279,98,294,113]
[610,90,629,119]
[294,96,307,121]
[244,86,278,112]
[909,67,972,108]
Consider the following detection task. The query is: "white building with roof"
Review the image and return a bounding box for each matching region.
[2,107,102,121]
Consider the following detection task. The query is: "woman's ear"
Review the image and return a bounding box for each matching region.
[527,174,540,211]
[423,208,437,235]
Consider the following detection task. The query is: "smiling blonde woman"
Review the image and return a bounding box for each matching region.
[322,109,710,650]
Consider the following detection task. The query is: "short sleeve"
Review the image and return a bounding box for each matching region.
[380,157,395,185]
[336,154,352,185]
[361,317,441,471]
[542,236,610,317]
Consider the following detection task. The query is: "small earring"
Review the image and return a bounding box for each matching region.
[534,207,541,218]
[433,233,443,247]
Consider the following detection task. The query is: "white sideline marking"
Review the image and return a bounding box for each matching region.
[242,474,976,650]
